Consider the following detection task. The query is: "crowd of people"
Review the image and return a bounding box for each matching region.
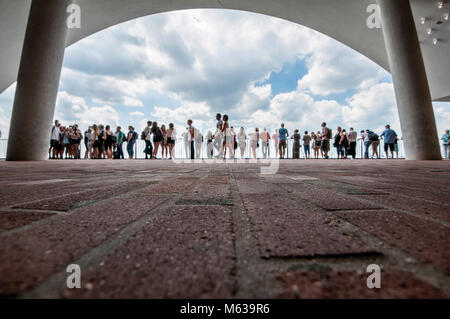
[47,116,450,160]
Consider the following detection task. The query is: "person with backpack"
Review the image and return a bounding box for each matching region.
[321,122,331,159]
[126,126,138,159]
[366,129,380,159]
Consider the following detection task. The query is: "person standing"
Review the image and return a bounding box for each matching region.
[260,128,271,159]
[161,124,169,160]
[249,128,259,159]
[70,124,82,159]
[213,113,223,157]
[182,128,190,159]
[380,124,398,159]
[114,126,125,159]
[151,122,163,159]
[302,131,311,159]
[367,129,380,159]
[348,128,357,159]
[360,130,371,159]
[144,121,153,160]
[195,128,203,159]
[278,123,289,159]
[187,119,195,160]
[272,130,279,158]
[126,126,138,159]
[49,120,61,159]
[220,115,234,159]
[291,130,301,159]
[311,132,321,159]
[206,130,214,159]
[238,127,247,159]
[321,122,330,159]
[166,123,177,160]
[83,127,90,159]
[440,130,450,159]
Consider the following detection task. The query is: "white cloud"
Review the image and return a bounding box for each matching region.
[55,91,121,128]
[130,111,144,117]
[342,82,400,132]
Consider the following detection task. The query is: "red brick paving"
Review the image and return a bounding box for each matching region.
[0,211,55,231]
[62,206,236,299]
[240,193,377,258]
[277,270,446,298]
[0,159,449,298]
[333,210,450,275]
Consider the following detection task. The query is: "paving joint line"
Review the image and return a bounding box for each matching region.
[18,172,211,299]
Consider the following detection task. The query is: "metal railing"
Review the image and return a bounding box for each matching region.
[0,138,421,160]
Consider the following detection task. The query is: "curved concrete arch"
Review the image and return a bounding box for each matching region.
[1,0,449,100]
[1,0,447,161]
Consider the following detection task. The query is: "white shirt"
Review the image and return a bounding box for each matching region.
[51,125,60,140]
[361,132,370,142]
[144,126,152,141]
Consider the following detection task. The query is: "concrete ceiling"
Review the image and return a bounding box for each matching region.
[0,0,449,101]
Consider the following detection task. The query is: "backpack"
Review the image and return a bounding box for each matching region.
[133,131,139,141]
[369,131,379,141]
[327,128,332,139]
[141,131,146,140]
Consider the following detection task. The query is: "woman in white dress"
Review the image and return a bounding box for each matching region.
[237,127,247,159]
[248,128,259,159]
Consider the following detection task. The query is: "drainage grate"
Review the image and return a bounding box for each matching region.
[175,198,234,206]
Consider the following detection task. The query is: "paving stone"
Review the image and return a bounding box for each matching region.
[241,193,377,258]
[13,181,150,212]
[358,194,450,223]
[0,194,167,296]
[279,183,383,211]
[140,178,197,194]
[277,269,446,298]
[61,206,236,299]
[333,210,450,275]
[0,211,55,232]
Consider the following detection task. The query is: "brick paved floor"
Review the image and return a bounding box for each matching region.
[0,159,449,298]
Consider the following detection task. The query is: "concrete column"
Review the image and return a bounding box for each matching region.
[6,0,72,161]
[377,0,441,160]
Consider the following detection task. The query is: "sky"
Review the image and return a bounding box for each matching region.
[0,9,449,139]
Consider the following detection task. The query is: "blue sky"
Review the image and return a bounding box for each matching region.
[0,9,449,139]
